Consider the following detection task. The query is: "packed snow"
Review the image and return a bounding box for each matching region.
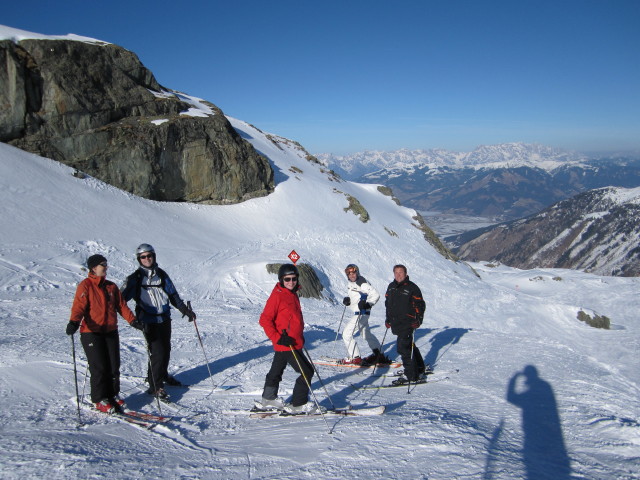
[1,111,638,479]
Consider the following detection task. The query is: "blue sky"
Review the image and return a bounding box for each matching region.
[3,1,639,155]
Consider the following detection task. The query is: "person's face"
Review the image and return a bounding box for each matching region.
[347,271,357,282]
[92,261,108,277]
[138,252,155,267]
[393,267,407,283]
[281,275,298,291]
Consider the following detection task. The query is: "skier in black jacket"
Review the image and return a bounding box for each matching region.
[384,264,427,385]
[121,244,196,399]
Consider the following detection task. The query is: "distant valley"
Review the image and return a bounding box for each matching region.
[318,144,640,225]
[319,145,640,276]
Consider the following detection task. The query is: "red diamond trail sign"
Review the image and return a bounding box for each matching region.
[288,250,300,265]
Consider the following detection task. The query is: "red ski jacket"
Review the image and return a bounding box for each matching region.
[70,273,135,333]
[259,283,305,351]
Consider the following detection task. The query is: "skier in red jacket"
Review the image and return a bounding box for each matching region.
[258,264,320,414]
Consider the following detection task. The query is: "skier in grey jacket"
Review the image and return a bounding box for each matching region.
[339,264,390,365]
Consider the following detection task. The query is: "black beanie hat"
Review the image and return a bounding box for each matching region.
[87,254,107,271]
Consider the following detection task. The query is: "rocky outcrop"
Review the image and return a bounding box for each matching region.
[1,38,273,203]
[266,263,324,299]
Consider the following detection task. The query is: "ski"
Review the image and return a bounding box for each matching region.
[112,412,157,428]
[79,401,158,429]
[351,374,452,390]
[223,405,385,418]
[248,405,386,418]
[121,409,171,423]
[377,368,458,378]
[314,357,402,369]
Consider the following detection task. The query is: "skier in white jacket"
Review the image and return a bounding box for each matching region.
[339,264,391,365]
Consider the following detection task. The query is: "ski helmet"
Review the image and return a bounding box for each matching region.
[136,243,155,264]
[278,263,299,286]
[344,264,359,277]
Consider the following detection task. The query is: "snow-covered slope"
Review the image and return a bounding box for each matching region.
[0,24,107,44]
[1,114,639,479]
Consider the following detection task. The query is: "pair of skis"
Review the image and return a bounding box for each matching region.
[314,356,402,369]
[352,368,460,390]
[226,403,386,418]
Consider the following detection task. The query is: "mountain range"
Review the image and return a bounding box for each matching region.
[318,145,640,222]
[449,186,640,277]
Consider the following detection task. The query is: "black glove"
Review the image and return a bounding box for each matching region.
[342,297,351,306]
[277,331,296,347]
[411,319,421,329]
[131,319,145,331]
[66,321,80,335]
[358,300,372,311]
[181,306,197,322]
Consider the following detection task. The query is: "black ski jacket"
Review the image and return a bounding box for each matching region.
[384,276,426,335]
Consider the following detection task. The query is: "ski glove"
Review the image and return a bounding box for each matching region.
[180,306,197,322]
[358,300,372,311]
[66,321,80,335]
[385,320,391,329]
[342,297,351,306]
[131,319,146,332]
[184,309,197,322]
[277,331,296,347]
[411,320,421,329]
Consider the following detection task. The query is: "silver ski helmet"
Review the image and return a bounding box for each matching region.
[278,263,299,286]
[136,243,155,264]
[344,264,359,277]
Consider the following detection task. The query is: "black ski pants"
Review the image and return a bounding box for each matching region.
[144,319,172,391]
[263,349,314,407]
[81,330,121,403]
[396,330,425,381]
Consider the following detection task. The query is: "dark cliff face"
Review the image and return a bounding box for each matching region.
[0,39,273,203]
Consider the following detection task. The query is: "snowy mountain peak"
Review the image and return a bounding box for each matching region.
[317,142,588,178]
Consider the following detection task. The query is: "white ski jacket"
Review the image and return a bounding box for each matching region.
[346,276,380,315]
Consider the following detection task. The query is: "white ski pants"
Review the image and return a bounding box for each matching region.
[342,313,381,359]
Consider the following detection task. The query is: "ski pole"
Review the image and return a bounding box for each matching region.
[186,301,216,391]
[142,329,163,415]
[371,326,390,377]
[334,305,347,342]
[303,346,336,410]
[408,330,415,394]
[289,346,332,434]
[70,334,82,423]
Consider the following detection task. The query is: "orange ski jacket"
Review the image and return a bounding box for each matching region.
[70,273,135,333]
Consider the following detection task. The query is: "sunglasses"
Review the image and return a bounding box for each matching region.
[282,276,298,282]
[138,254,154,260]
[98,262,108,267]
